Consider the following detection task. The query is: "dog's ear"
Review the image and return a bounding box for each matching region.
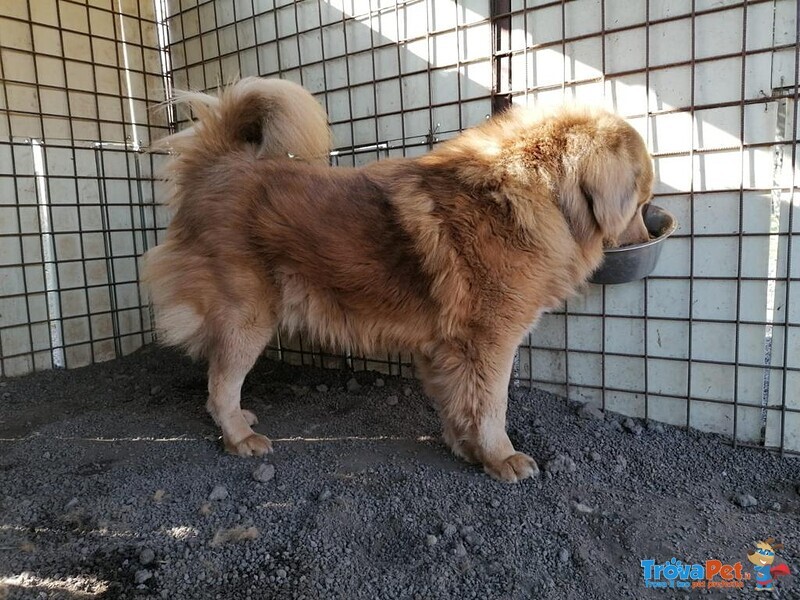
[579,144,640,243]
[560,133,650,246]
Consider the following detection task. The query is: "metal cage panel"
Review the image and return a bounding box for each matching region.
[0,0,170,376]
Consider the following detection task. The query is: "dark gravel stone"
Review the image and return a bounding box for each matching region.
[734,493,757,508]
[135,570,153,585]
[579,404,605,420]
[546,454,577,474]
[572,501,595,514]
[252,463,276,483]
[208,485,228,501]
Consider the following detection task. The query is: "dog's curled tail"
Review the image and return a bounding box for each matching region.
[156,77,332,164]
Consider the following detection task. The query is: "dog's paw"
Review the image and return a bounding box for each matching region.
[224,433,273,457]
[450,442,480,464]
[484,452,539,483]
[241,409,259,426]
[443,431,480,464]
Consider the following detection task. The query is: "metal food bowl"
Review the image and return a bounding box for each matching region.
[589,204,677,285]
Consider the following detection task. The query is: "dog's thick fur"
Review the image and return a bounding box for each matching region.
[143,78,653,482]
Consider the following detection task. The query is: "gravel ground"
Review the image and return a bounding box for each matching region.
[0,345,798,599]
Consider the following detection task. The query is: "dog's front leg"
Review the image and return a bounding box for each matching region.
[420,341,539,482]
[471,357,539,482]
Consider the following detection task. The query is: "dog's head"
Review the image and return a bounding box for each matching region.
[557,109,653,248]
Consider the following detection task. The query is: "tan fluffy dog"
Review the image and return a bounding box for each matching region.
[143,79,652,482]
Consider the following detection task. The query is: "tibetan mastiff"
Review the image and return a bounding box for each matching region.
[143,77,652,482]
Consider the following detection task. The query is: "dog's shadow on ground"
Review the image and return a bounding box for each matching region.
[162,353,477,477]
[0,344,558,482]
[151,350,554,479]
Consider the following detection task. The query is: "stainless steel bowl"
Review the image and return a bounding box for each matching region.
[589,204,678,285]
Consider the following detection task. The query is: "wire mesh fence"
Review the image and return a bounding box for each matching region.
[0,0,797,453]
[0,0,170,376]
[494,0,799,453]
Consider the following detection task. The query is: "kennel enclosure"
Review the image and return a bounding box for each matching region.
[0,0,798,452]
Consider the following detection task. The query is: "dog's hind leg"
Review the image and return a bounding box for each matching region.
[416,353,479,464]
[419,340,539,483]
[206,319,273,457]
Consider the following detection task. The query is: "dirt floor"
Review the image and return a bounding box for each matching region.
[0,346,798,599]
